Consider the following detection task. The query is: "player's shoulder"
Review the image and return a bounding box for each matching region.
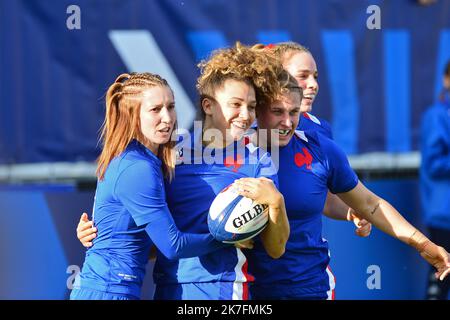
[292,129,340,160]
[117,145,161,177]
[242,131,275,169]
[288,129,321,156]
[103,147,161,195]
[302,112,322,125]
[300,112,333,139]
[292,129,321,146]
[242,131,262,155]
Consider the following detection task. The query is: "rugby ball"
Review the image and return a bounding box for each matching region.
[208,184,269,243]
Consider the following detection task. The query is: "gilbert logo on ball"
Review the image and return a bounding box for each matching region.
[208,184,269,243]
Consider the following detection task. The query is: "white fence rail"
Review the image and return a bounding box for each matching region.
[0,152,421,183]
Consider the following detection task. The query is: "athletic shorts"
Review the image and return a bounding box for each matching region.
[153,282,251,300]
[70,287,139,300]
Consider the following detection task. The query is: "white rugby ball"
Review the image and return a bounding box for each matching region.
[208,184,269,243]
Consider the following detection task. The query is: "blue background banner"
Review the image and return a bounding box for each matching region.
[1,0,449,163]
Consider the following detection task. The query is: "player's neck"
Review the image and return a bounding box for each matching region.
[202,121,235,149]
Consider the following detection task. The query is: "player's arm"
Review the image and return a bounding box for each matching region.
[76,211,250,253]
[116,162,230,260]
[337,181,450,280]
[76,212,227,260]
[234,177,289,259]
[323,191,371,237]
[142,206,228,260]
[75,162,228,258]
[260,190,289,259]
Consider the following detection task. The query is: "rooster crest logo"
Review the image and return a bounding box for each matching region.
[294,148,313,170]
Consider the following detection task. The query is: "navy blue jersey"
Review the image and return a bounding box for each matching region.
[298,112,333,140]
[247,130,358,299]
[153,129,278,299]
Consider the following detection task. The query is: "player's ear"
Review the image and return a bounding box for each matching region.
[202,97,214,116]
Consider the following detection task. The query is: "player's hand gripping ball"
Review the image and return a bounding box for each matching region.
[208,184,269,243]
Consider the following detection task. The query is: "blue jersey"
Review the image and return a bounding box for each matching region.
[77,140,164,298]
[247,130,358,299]
[153,129,278,299]
[76,140,224,299]
[420,95,450,230]
[298,112,333,139]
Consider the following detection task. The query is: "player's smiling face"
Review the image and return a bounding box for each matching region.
[203,79,256,145]
[283,51,319,113]
[257,91,302,147]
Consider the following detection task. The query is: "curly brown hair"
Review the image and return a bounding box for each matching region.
[196,42,283,117]
[250,44,303,101]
